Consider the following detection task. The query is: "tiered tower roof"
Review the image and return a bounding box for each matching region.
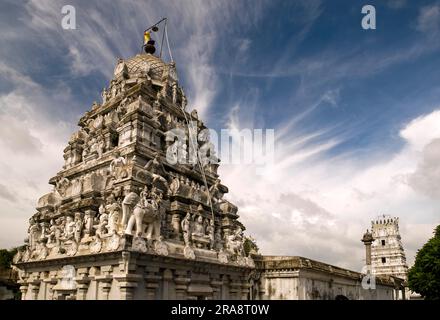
[14,48,254,270]
[370,215,408,280]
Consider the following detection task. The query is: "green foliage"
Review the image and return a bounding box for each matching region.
[0,248,17,269]
[243,236,259,256]
[408,225,440,300]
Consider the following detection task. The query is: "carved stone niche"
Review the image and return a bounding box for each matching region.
[103,111,118,129]
[137,96,153,116]
[82,171,105,193]
[117,122,134,147]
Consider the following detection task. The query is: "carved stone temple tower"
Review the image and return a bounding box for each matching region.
[370,215,408,281]
[13,40,255,300]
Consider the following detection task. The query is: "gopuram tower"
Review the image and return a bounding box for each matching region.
[13,25,255,300]
[370,215,408,281]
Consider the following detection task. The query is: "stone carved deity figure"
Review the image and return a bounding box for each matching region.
[28,218,41,250]
[188,181,196,199]
[110,80,117,98]
[125,189,148,237]
[47,219,57,244]
[171,214,181,238]
[63,216,76,241]
[105,194,120,234]
[95,206,109,237]
[101,88,108,104]
[121,189,140,230]
[209,179,224,204]
[169,176,180,196]
[71,177,83,196]
[181,212,192,246]
[190,109,198,120]
[110,151,128,180]
[200,185,209,204]
[125,186,162,240]
[206,221,215,250]
[191,215,206,239]
[145,188,162,240]
[226,227,245,256]
[194,184,202,202]
[74,212,83,243]
[54,218,64,246]
[96,135,105,158]
[140,185,149,200]
[84,211,95,236]
[214,228,223,251]
[152,108,164,127]
[82,141,89,159]
[177,141,188,165]
[144,153,168,186]
[88,136,97,155]
[39,222,49,241]
[55,177,70,198]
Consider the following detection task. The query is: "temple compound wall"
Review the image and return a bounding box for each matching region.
[256,256,405,300]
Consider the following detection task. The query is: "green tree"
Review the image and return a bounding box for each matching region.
[408,225,440,300]
[243,236,259,256]
[0,248,17,270]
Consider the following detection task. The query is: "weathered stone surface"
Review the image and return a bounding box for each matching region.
[13,50,253,300]
[255,256,405,300]
[370,216,408,281]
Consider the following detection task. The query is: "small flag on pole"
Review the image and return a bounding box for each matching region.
[144,31,151,45]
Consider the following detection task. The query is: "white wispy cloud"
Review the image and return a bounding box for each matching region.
[20,0,268,118]
[416,4,440,35]
[0,1,439,276]
[0,70,74,247]
[220,104,440,271]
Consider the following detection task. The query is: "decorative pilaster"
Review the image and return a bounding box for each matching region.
[162,269,174,299]
[145,267,162,300]
[30,278,41,300]
[229,280,242,300]
[174,270,191,300]
[19,284,29,300]
[210,278,223,300]
[75,267,91,300]
[84,210,97,236]
[43,271,58,300]
[98,266,114,300]
[240,281,251,300]
[114,274,142,300]
[22,272,42,300]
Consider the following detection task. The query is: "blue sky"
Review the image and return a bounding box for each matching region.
[1,0,440,270]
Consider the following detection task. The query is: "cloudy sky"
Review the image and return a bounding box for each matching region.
[0,0,439,271]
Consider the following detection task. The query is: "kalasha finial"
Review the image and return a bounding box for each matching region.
[362,229,374,243]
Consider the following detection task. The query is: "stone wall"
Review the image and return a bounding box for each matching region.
[256,256,403,300]
[16,251,253,300]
